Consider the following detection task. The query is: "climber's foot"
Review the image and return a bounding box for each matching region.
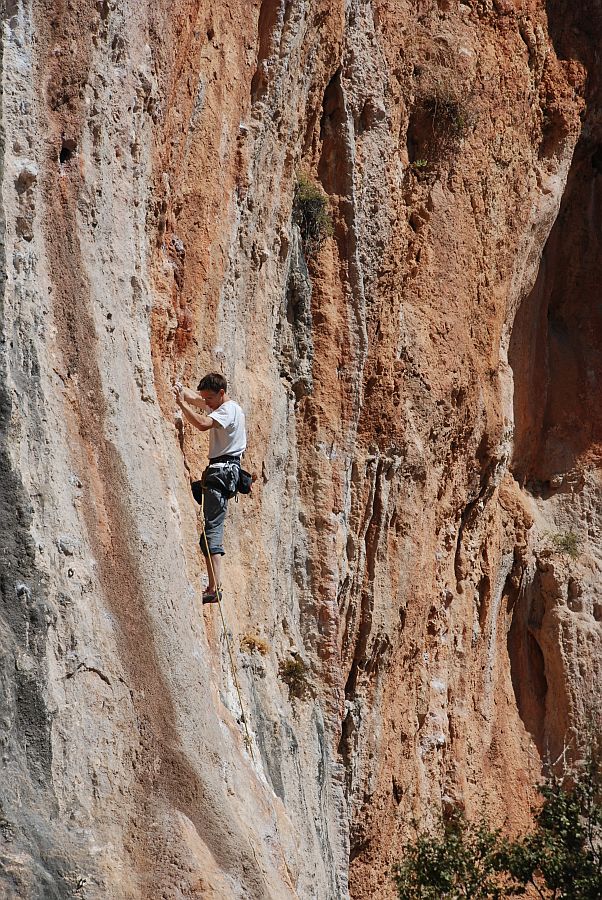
[202,588,222,604]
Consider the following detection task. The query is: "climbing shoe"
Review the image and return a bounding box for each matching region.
[202,588,222,604]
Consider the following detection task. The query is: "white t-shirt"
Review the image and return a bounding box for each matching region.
[208,400,247,459]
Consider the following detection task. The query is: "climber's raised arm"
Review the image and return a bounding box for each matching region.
[175,387,215,431]
[175,383,207,408]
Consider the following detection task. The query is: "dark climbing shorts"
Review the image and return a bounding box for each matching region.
[199,485,228,557]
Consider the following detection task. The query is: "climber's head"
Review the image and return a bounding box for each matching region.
[197,371,227,410]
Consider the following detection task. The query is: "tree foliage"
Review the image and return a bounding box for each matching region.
[392,812,521,899]
[393,757,602,899]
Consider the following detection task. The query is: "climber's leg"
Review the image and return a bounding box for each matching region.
[200,486,227,596]
[208,553,222,593]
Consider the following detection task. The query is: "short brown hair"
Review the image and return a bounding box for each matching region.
[197,372,227,393]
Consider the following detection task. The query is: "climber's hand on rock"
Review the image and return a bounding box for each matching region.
[175,383,201,406]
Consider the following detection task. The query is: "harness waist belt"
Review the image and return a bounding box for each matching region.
[208,453,242,466]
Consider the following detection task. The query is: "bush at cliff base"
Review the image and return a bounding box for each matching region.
[392,755,602,899]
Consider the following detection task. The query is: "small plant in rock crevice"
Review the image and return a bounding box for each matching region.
[293,173,333,258]
[545,529,582,560]
[278,656,312,700]
[410,158,431,175]
[407,71,478,168]
[422,87,474,143]
[240,633,269,656]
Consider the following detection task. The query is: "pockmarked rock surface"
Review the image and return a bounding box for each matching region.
[1,1,601,897]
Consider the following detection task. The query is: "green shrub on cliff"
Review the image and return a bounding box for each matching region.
[293,173,333,257]
[422,87,474,143]
[548,529,581,560]
[392,756,602,899]
[278,656,312,699]
[407,72,477,170]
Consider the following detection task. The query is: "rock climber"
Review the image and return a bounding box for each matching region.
[174,372,247,604]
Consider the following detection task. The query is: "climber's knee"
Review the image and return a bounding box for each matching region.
[200,532,226,557]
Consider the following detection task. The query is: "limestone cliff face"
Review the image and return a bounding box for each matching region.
[1,1,601,897]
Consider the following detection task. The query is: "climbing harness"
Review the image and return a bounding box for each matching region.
[200,488,255,762]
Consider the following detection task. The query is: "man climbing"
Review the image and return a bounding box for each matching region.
[174,372,246,604]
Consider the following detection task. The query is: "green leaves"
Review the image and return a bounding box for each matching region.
[392,812,522,899]
[545,530,582,559]
[392,757,602,899]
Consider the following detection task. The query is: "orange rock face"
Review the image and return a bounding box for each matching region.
[1,0,601,897]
